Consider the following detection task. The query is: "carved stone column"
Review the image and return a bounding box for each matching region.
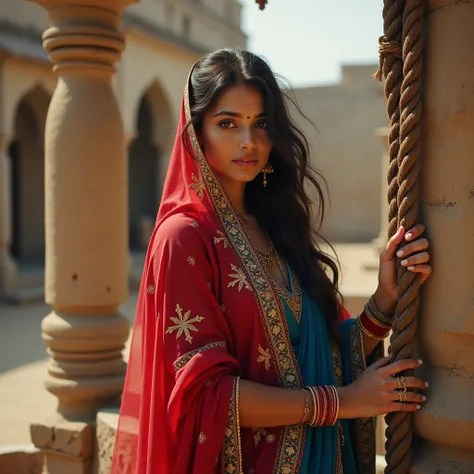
[412,1,474,471]
[0,133,18,299]
[27,1,136,472]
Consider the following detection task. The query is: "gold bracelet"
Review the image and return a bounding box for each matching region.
[300,388,311,424]
[368,295,393,325]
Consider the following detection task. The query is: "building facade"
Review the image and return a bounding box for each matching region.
[0,0,246,301]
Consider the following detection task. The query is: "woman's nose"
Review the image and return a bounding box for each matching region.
[239,128,256,150]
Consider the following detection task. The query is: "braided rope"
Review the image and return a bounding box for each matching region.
[375,1,404,241]
[375,1,424,473]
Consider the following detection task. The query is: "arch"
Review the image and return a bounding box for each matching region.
[139,80,174,148]
[9,86,51,262]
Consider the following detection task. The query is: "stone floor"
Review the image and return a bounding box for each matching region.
[0,243,379,447]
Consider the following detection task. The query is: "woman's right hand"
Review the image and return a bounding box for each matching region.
[337,356,428,419]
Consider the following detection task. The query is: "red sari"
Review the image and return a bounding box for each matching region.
[111,69,374,474]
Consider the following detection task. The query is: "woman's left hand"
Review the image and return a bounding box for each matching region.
[375,224,432,313]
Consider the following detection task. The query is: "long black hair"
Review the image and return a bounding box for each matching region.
[183,48,342,340]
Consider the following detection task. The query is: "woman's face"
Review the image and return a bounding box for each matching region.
[199,83,272,189]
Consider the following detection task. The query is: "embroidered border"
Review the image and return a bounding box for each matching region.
[185,68,306,473]
[173,341,227,372]
[272,268,302,324]
[350,319,384,474]
[222,376,243,474]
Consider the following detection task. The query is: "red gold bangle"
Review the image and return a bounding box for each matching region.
[359,310,391,340]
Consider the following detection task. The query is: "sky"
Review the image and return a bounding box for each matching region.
[241,0,384,87]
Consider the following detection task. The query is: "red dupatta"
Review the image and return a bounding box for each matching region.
[111,65,313,474]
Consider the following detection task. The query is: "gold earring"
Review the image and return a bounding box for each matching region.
[261,162,274,187]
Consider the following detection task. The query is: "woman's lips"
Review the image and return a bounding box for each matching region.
[233,159,258,167]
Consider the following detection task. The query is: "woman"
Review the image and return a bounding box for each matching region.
[111,49,431,474]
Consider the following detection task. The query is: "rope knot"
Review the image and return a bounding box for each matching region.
[372,35,403,81]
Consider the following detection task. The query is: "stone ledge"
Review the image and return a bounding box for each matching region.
[96,408,119,474]
[0,443,43,474]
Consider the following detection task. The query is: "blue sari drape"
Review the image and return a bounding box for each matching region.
[279,265,372,473]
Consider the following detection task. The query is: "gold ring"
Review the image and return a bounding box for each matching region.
[398,391,408,403]
[397,376,407,392]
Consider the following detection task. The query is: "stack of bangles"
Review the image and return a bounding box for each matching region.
[300,385,339,427]
[359,294,394,340]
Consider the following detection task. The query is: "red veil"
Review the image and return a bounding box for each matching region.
[111,66,355,474]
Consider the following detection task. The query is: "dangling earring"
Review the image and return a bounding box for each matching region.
[261,162,274,187]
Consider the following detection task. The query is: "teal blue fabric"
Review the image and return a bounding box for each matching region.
[279,269,360,474]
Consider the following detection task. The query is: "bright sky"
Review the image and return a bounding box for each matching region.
[241,0,384,87]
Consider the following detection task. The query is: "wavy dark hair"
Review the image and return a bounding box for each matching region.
[183,48,342,340]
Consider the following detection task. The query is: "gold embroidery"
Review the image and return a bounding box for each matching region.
[220,304,226,313]
[190,219,199,227]
[351,319,382,474]
[222,377,243,474]
[187,256,196,266]
[184,73,304,474]
[257,345,272,371]
[198,432,207,444]
[228,264,252,292]
[253,428,275,447]
[272,267,302,324]
[189,172,205,199]
[173,341,227,371]
[146,284,156,294]
[214,229,230,248]
[165,304,204,344]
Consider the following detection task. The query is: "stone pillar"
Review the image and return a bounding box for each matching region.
[412,1,474,472]
[27,1,135,472]
[0,133,18,299]
[371,127,390,254]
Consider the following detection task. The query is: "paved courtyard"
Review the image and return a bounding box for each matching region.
[0,243,378,447]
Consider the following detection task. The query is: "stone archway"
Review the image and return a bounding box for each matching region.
[128,81,173,250]
[10,86,50,263]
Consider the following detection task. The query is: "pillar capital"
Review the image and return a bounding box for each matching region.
[26,1,138,77]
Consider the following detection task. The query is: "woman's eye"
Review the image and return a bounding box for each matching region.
[255,120,267,129]
[219,120,235,129]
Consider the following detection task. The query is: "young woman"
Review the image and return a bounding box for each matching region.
[111,49,431,474]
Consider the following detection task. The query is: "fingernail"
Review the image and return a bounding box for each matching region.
[418,359,423,364]
[422,396,427,401]
[408,266,415,271]
[401,259,408,266]
[397,250,404,257]
[425,382,429,387]
[406,233,413,240]
[417,405,421,409]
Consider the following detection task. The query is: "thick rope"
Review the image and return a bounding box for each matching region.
[375,1,424,473]
[375,1,404,241]
[385,2,424,473]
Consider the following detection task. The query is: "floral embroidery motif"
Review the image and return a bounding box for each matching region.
[146,284,155,294]
[214,229,229,248]
[190,219,199,227]
[228,264,252,292]
[165,304,204,344]
[198,432,207,444]
[187,256,196,266]
[257,345,272,371]
[220,304,226,313]
[253,427,275,447]
[173,341,227,371]
[189,173,205,199]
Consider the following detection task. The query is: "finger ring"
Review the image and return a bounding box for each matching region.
[398,391,408,403]
[397,376,407,392]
